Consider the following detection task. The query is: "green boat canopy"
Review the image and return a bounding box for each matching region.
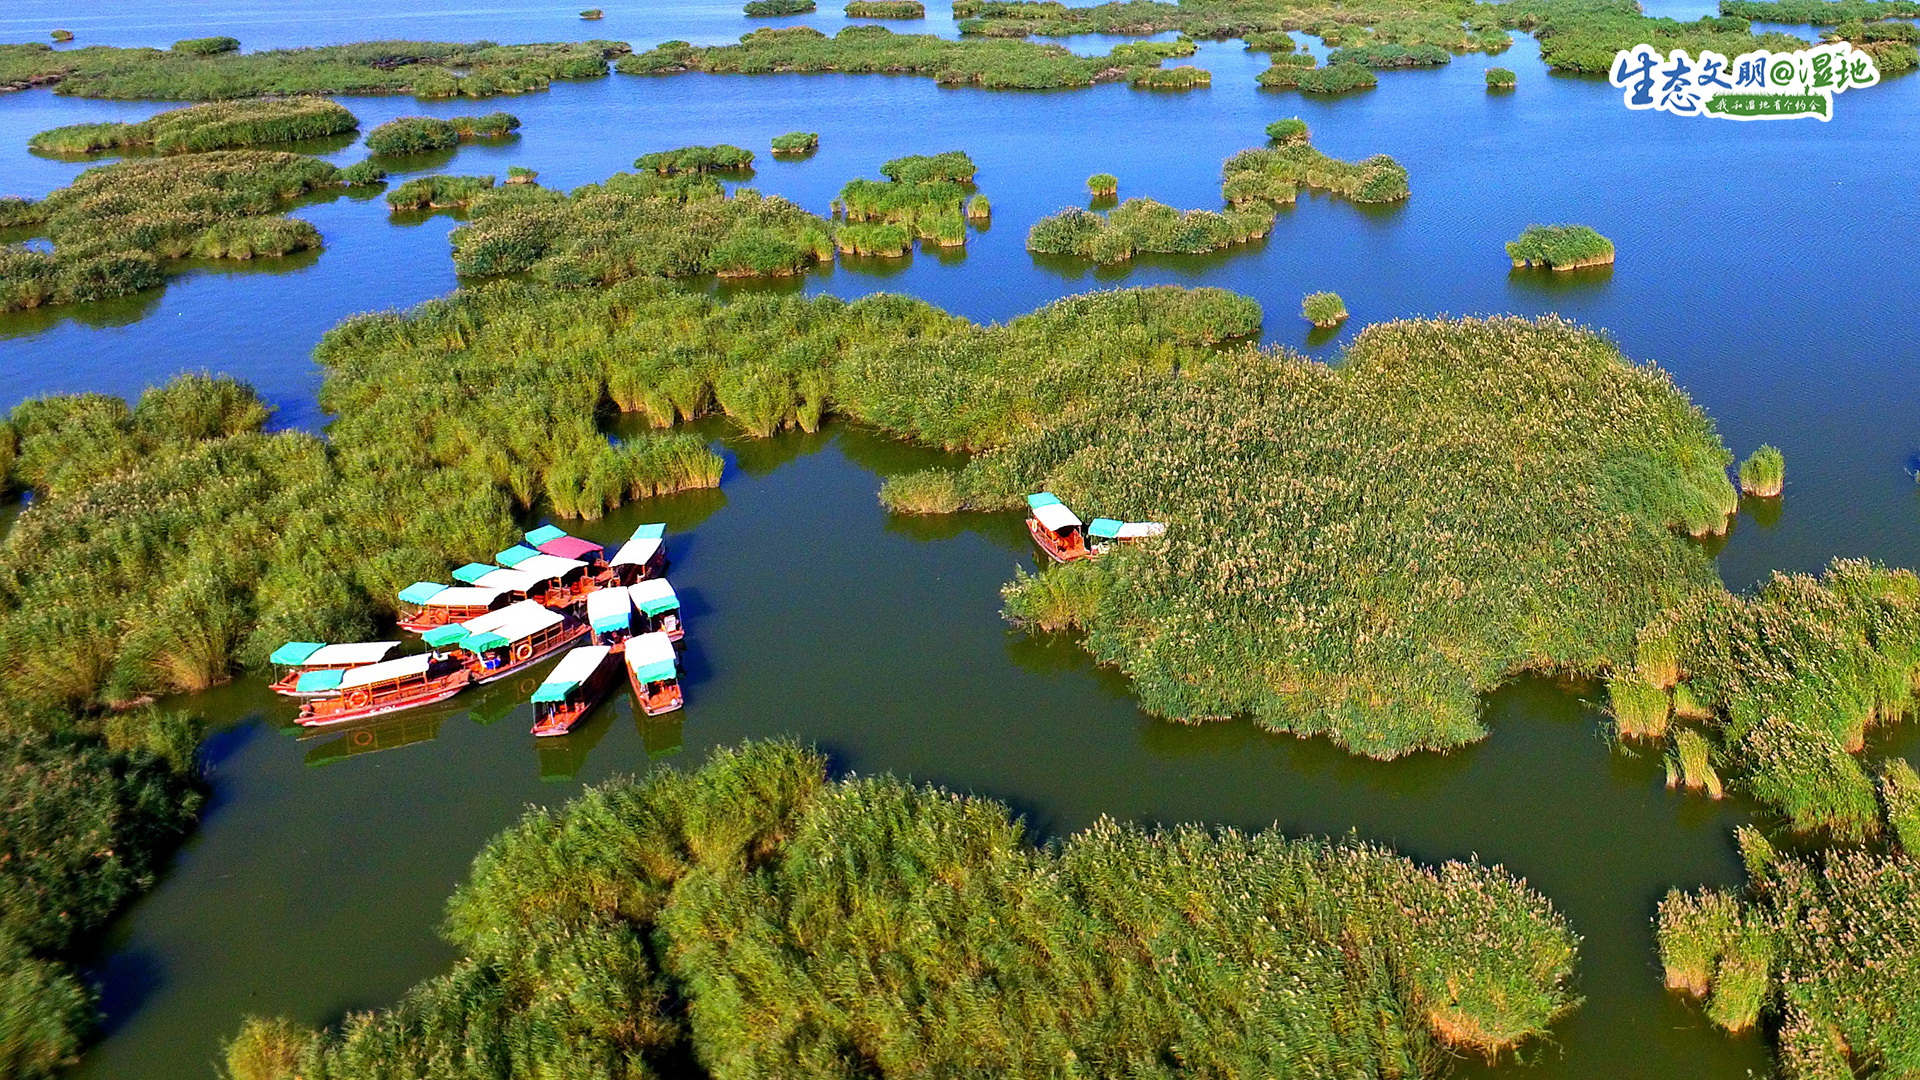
[271,641,325,665]
[452,562,498,584]
[398,581,448,606]
[526,524,569,546]
[631,522,666,540]
[463,632,509,653]
[529,679,578,704]
[1027,492,1061,509]
[422,625,469,648]
[495,545,541,567]
[1088,518,1123,539]
[294,668,345,693]
[631,660,676,683]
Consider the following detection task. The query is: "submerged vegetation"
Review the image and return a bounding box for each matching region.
[225,740,1581,1079]
[0,151,347,312]
[0,39,630,100]
[1659,824,1920,1078]
[1506,224,1615,270]
[28,97,358,155]
[619,26,1210,90]
[363,112,520,155]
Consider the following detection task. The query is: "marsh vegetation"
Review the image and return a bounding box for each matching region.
[770,130,818,154]
[1506,224,1615,270]
[846,0,927,15]
[836,152,982,252]
[29,98,358,155]
[1301,290,1346,326]
[363,112,520,155]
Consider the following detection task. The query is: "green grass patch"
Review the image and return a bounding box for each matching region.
[1265,115,1309,142]
[363,111,520,154]
[1028,198,1274,262]
[1325,41,1451,66]
[1719,0,1919,23]
[1301,290,1346,326]
[221,740,1581,1079]
[1506,224,1615,270]
[1486,65,1517,87]
[636,143,754,173]
[837,152,980,248]
[29,97,358,155]
[50,30,74,43]
[1087,171,1118,196]
[385,173,496,210]
[172,36,241,56]
[1224,141,1409,203]
[745,0,816,13]
[769,130,818,154]
[846,0,927,15]
[1738,445,1784,497]
[580,7,605,17]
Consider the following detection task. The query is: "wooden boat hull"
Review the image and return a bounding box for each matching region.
[470,622,589,685]
[295,673,471,728]
[627,671,683,717]
[531,679,614,737]
[1027,517,1090,564]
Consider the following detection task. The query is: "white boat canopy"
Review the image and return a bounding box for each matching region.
[338,653,435,689]
[626,631,678,682]
[458,599,550,636]
[1032,502,1083,533]
[628,578,679,614]
[479,602,565,646]
[609,536,663,568]
[304,641,400,667]
[1116,521,1166,539]
[423,586,508,609]
[541,645,612,689]
[512,553,589,580]
[472,567,548,593]
[586,587,634,632]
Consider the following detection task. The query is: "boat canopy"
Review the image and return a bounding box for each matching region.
[455,599,542,638]
[339,653,436,689]
[422,624,470,648]
[473,567,546,593]
[459,602,563,653]
[422,586,507,609]
[452,562,498,584]
[629,578,680,616]
[398,581,449,606]
[626,632,678,684]
[609,536,662,569]
[531,645,612,703]
[1028,492,1062,509]
[586,587,634,633]
[631,522,666,540]
[1088,518,1122,540]
[270,641,325,665]
[538,535,604,561]
[512,553,588,580]
[294,668,345,694]
[305,641,400,666]
[525,524,569,547]
[495,544,541,567]
[1116,521,1166,539]
[1032,502,1082,533]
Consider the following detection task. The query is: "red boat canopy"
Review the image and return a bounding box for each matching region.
[538,536,605,561]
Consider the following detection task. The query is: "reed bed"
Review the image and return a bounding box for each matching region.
[1224,142,1409,203]
[770,130,818,154]
[1087,171,1118,196]
[581,7,605,17]
[448,171,831,282]
[224,739,1580,1080]
[1659,824,1920,1079]
[0,150,343,312]
[29,97,358,155]
[1485,65,1516,87]
[618,25,1210,90]
[50,30,74,43]
[1719,0,1919,23]
[1501,0,1808,73]
[746,0,816,12]
[1325,42,1451,66]
[1507,224,1615,270]
[384,174,496,210]
[2,39,629,100]
[364,111,519,155]
[1265,116,1309,143]
[847,0,927,15]
[636,143,755,173]
[1027,198,1275,262]
[1738,444,1784,497]
[1882,758,1920,853]
[1263,60,1378,91]
[1301,290,1345,326]
[837,154,980,247]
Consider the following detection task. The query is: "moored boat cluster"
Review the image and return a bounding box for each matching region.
[269,522,689,736]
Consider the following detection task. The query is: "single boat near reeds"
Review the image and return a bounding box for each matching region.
[1027,492,1090,563]
[626,631,684,715]
[269,640,402,697]
[396,582,510,632]
[586,585,636,647]
[1738,445,1784,497]
[529,645,620,736]
[295,653,473,727]
[629,577,684,640]
[438,599,589,684]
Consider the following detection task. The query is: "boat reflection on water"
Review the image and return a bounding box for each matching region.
[302,713,443,767]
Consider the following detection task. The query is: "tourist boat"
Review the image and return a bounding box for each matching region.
[526,523,608,569]
[396,582,510,633]
[1026,492,1091,563]
[431,599,588,684]
[629,577,683,641]
[269,640,402,697]
[602,522,669,586]
[494,545,595,607]
[1087,517,1167,555]
[451,561,554,603]
[585,585,635,647]
[625,631,684,716]
[529,644,620,736]
[295,653,473,727]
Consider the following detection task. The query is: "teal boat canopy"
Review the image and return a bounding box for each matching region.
[452,562,498,584]
[462,632,509,654]
[422,625,469,648]
[631,659,677,684]
[631,522,666,540]
[638,595,679,617]
[294,668,345,693]
[1088,518,1123,539]
[591,612,631,633]
[526,524,569,546]
[270,641,325,665]
[1027,492,1061,510]
[495,545,540,567]
[398,581,449,605]
[530,679,578,704]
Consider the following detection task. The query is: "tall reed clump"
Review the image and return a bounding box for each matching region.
[29,98,359,155]
[223,740,1581,1080]
[1667,728,1723,796]
[1027,198,1275,262]
[1224,141,1410,204]
[770,130,818,154]
[1738,444,1784,497]
[448,171,832,282]
[0,723,203,1080]
[635,144,755,173]
[846,0,926,15]
[836,152,982,249]
[1265,115,1309,143]
[1882,757,1920,854]
[363,112,520,154]
[618,25,1209,90]
[581,7,606,17]
[746,0,817,14]
[1262,60,1379,91]
[1327,42,1452,66]
[51,29,74,42]
[1087,172,1118,197]
[1507,224,1615,270]
[1486,65,1517,87]
[1301,290,1346,326]
[1002,559,1110,631]
[1659,822,1920,1078]
[384,174,496,210]
[0,150,343,312]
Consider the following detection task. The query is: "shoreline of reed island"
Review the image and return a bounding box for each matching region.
[28,97,358,156]
[220,740,1582,1080]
